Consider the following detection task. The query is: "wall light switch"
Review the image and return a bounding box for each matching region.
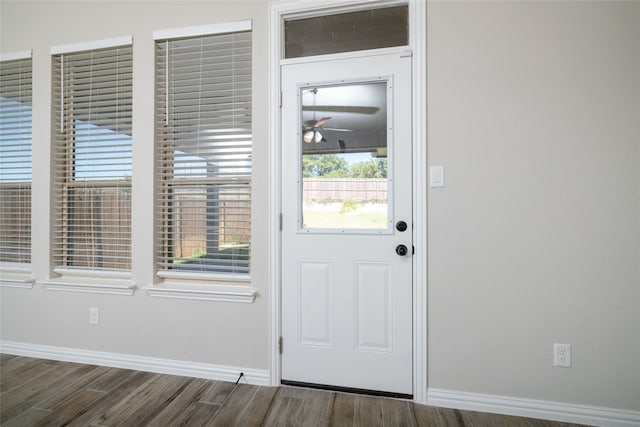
[430,166,445,188]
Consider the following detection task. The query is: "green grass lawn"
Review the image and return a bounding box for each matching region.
[303,202,387,229]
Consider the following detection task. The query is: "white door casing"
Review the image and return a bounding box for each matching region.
[281,52,413,396]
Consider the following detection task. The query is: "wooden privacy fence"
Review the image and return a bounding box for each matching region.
[171,191,250,259]
[0,186,31,263]
[65,188,132,270]
[171,195,206,259]
[63,188,247,263]
[303,178,388,202]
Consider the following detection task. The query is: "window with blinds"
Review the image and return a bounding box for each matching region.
[0,56,32,264]
[155,27,252,276]
[52,43,132,272]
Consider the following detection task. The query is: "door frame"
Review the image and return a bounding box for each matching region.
[267,0,427,403]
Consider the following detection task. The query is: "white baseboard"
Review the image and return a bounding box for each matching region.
[0,340,270,386]
[426,388,640,427]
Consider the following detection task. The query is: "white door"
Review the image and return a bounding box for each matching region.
[281,52,413,396]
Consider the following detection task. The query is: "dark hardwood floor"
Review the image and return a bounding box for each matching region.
[0,354,584,426]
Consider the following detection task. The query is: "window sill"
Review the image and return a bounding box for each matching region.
[0,264,34,289]
[144,283,256,303]
[0,275,34,289]
[156,270,250,283]
[40,271,136,296]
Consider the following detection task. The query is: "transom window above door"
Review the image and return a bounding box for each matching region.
[284,4,408,59]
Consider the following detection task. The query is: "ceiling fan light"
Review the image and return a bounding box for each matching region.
[303,131,314,143]
[314,131,323,143]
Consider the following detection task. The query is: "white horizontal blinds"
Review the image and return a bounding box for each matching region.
[156,30,252,275]
[0,57,32,263]
[52,45,132,271]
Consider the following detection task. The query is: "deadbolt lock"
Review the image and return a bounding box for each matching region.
[396,221,408,232]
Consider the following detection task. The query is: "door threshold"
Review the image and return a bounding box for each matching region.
[281,380,413,400]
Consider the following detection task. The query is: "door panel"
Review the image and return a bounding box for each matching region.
[355,261,392,352]
[281,52,412,395]
[298,260,333,347]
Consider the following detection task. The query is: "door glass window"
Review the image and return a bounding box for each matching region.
[300,81,390,231]
[284,5,408,59]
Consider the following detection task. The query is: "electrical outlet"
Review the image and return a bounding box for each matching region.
[89,307,99,325]
[553,343,571,367]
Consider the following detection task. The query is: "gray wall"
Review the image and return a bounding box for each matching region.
[426,1,640,410]
[0,0,271,371]
[1,0,639,413]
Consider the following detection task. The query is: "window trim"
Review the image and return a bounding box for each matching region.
[152,19,251,40]
[49,36,134,282]
[0,262,34,288]
[40,267,135,295]
[40,278,136,296]
[50,36,133,55]
[0,50,32,62]
[143,282,256,303]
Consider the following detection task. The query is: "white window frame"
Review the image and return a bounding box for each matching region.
[41,36,136,295]
[146,20,256,303]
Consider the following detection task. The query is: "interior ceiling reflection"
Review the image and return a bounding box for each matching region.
[301,81,387,155]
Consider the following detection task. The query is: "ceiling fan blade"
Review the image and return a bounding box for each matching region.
[302,106,380,114]
[303,117,333,129]
[314,117,332,127]
[322,127,352,132]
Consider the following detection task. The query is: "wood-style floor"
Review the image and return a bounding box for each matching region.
[1,355,584,427]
